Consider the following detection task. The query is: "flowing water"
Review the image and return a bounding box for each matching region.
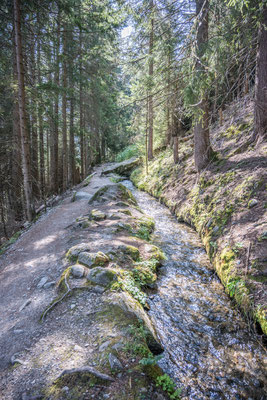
[123,181,267,400]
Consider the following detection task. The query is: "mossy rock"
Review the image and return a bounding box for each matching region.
[88,185,112,204]
[146,245,166,264]
[82,172,94,187]
[107,173,126,183]
[255,307,267,335]
[118,244,140,261]
[88,184,137,206]
[102,157,140,177]
[87,267,118,287]
[66,243,91,262]
[75,217,90,228]
[78,251,109,268]
[118,209,132,216]
[117,184,138,205]
[89,209,106,221]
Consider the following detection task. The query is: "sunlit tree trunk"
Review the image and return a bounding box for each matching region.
[148,0,154,160]
[194,0,213,172]
[254,5,267,142]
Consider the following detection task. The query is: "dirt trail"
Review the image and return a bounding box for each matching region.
[0,167,110,375]
[0,163,167,400]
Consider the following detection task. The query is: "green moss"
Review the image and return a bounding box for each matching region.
[82,173,94,187]
[118,209,132,216]
[255,306,267,335]
[118,184,138,205]
[88,185,111,204]
[119,244,140,261]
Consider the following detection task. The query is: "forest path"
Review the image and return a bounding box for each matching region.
[0,166,111,371]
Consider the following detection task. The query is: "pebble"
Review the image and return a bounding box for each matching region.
[248,198,258,208]
[74,345,83,352]
[37,276,49,289]
[19,299,31,312]
[14,329,24,334]
[70,304,76,309]
[43,281,56,289]
[108,353,123,370]
[99,340,111,352]
[62,386,69,393]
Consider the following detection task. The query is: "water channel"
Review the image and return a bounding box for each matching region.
[123,180,267,400]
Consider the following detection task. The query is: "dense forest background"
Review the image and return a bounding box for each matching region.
[0,0,266,242]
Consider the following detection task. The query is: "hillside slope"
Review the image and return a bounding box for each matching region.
[131,97,267,336]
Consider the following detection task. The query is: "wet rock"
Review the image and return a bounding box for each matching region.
[71,264,85,278]
[66,243,91,261]
[87,267,117,287]
[37,276,49,289]
[108,353,123,370]
[248,198,258,208]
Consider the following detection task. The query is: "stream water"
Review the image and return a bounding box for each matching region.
[123,181,267,400]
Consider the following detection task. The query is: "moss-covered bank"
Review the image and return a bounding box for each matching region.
[130,105,267,336]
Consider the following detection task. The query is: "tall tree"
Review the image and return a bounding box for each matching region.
[193,0,213,172]
[13,0,35,221]
[254,4,267,142]
[147,0,154,160]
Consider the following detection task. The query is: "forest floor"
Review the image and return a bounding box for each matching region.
[0,164,168,400]
[131,96,267,337]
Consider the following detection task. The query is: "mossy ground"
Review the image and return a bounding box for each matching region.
[131,99,267,336]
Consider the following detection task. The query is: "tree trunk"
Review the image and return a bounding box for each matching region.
[30,34,39,199]
[254,5,267,142]
[194,0,213,172]
[13,0,35,221]
[79,26,85,179]
[172,112,179,164]
[12,32,23,221]
[37,21,45,204]
[62,23,68,191]
[50,11,60,193]
[147,0,154,161]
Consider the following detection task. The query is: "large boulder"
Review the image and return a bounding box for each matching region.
[101,157,139,177]
[87,267,118,287]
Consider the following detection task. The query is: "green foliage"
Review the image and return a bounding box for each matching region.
[156,374,182,400]
[139,354,163,366]
[122,272,147,306]
[116,144,140,162]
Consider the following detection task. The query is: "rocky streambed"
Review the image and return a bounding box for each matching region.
[122,179,267,400]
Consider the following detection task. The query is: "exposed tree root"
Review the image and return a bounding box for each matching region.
[55,366,114,382]
[40,270,71,323]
